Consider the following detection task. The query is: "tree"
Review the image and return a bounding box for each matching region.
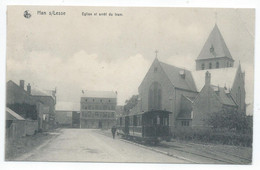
[207,109,251,133]
[124,95,139,114]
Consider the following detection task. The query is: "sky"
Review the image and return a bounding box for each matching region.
[6,6,255,114]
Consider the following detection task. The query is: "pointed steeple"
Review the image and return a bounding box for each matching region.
[197,24,233,60]
[196,24,235,70]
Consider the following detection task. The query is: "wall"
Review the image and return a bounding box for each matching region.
[6,120,26,140]
[192,85,223,128]
[56,111,72,126]
[138,59,175,121]
[25,120,38,135]
[196,57,234,70]
[31,96,55,129]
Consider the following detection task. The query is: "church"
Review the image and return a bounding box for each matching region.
[130,24,246,131]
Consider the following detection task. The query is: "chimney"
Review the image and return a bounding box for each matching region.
[27,83,31,94]
[20,80,25,89]
[205,71,211,86]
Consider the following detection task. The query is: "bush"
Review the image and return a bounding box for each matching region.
[172,128,252,147]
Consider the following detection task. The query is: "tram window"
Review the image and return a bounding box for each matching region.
[157,116,160,125]
[133,116,137,126]
[120,118,122,126]
[163,117,168,126]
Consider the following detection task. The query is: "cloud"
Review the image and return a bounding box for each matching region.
[7,50,150,105]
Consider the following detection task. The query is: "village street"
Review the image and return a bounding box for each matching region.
[13,129,252,164]
[14,129,188,163]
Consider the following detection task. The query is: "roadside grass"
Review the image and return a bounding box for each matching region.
[5,132,53,161]
[171,128,252,147]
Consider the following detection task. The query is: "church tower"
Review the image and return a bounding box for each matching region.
[196,24,234,70]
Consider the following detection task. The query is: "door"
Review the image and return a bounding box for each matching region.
[98,121,102,129]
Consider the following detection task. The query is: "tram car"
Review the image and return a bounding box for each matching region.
[116,110,171,144]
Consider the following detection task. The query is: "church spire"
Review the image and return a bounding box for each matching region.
[155,50,159,58]
[196,24,235,70]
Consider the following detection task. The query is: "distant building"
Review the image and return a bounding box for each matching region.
[80,91,117,129]
[55,101,80,128]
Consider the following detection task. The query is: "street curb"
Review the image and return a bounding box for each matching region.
[119,138,198,164]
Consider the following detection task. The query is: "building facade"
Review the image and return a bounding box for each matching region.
[80,91,117,129]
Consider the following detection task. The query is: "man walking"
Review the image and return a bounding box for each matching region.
[111,126,117,139]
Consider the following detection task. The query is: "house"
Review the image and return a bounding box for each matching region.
[129,24,246,131]
[6,80,56,131]
[80,91,117,129]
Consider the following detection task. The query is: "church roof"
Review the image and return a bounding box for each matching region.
[191,67,237,92]
[197,24,233,61]
[159,62,197,92]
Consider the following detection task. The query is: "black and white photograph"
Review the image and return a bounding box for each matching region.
[3,4,256,165]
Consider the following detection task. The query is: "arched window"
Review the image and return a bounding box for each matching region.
[227,62,229,67]
[209,63,212,69]
[148,82,162,111]
[216,62,219,68]
[201,63,205,70]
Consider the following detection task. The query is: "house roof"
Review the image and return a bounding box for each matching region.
[191,67,237,92]
[197,24,233,61]
[55,102,80,111]
[159,61,197,92]
[6,107,25,120]
[211,85,237,106]
[81,91,117,98]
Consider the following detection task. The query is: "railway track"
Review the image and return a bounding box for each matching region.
[96,130,251,164]
[164,141,251,164]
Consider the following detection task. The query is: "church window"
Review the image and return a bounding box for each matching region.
[154,67,158,72]
[181,120,189,126]
[216,62,219,68]
[148,82,162,111]
[209,63,212,69]
[201,63,205,70]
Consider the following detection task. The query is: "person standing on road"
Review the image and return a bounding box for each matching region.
[111,126,117,139]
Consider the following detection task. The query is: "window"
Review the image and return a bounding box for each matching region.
[181,120,189,126]
[227,62,229,67]
[201,63,205,70]
[154,67,158,72]
[216,62,219,68]
[148,82,162,110]
[209,63,212,69]
[93,99,95,102]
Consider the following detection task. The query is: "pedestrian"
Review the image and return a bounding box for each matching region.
[111,126,116,139]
